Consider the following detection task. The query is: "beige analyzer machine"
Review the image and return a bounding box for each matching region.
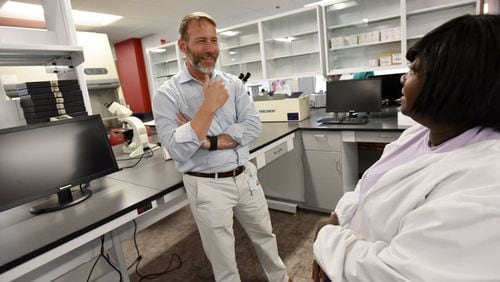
[253,94,310,122]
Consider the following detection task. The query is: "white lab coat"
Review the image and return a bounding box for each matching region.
[313,125,500,282]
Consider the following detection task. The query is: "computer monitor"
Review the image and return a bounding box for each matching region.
[326,77,382,114]
[0,115,119,214]
[377,73,404,105]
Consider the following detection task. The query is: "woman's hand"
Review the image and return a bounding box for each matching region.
[311,212,339,282]
[311,260,326,282]
[315,212,339,238]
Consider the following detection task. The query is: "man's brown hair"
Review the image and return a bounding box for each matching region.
[178,12,217,40]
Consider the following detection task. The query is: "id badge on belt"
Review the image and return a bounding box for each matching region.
[247,168,260,196]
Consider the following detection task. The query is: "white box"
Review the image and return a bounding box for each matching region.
[357,33,366,44]
[392,27,401,40]
[380,29,391,42]
[254,95,310,122]
[382,26,401,41]
[344,35,358,46]
[370,31,380,43]
[330,37,344,49]
[309,93,326,108]
[368,59,379,67]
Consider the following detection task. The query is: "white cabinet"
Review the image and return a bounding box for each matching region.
[406,0,477,48]
[256,133,305,203]
[143,1,479,89]
[216,6,324,82]
[323,0,403,75]
[302,131,358,211]
[322,0,478,75]
[261,7,324,80]
[218,22,263,81]
[146,42,182,92]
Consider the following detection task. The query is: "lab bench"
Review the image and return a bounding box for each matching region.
[0,109,408,280]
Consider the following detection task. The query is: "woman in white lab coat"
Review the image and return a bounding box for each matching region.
[313,14,500,282]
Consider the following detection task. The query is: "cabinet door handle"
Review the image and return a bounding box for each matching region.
[336,159,341,172]
[313,134,327,141]
[380,134,396,138]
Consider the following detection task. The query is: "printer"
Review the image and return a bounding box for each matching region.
[253,93,310,122]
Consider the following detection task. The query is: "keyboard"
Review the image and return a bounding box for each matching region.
[317,116,368,124]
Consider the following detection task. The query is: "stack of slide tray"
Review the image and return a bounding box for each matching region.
[17,80,88,124]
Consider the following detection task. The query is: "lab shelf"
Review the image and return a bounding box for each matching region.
[406,0,476,17]
[263,29,318,42]
[329,39,400,51]
[327,14,401,30]
[219,58,262,67]
[219,41,260,51]
[329,65,405,76]
[266,50,320,61]
[0,44,84,67]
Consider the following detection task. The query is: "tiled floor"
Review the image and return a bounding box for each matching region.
[122,205,329,282]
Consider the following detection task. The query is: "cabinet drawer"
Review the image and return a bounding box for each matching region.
[264,141,288,164]
[302,131,341,151]
[355,131,401,143]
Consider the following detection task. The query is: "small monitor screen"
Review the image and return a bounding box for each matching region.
[0,115,118,213]
[326,77,382,113]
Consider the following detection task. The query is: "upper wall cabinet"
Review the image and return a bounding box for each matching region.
[144,0,479,92]
[323,0,402,75]
[405,0,477,48]
[147,42,182,91]
[218,22,263,82]
[261,7,324,80]
[323,0,478,75]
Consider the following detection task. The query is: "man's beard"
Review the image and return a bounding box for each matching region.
[186,46,218,74]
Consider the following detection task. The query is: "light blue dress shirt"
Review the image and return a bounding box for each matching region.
[152,64,261,173]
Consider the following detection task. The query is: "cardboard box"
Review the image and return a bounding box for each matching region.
[254,95,310,122]
[392,53,402,65]
[379,53,392,66]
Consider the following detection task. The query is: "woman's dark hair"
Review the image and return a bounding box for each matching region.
[406,14,500,129]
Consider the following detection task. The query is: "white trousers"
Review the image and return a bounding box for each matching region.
[182,163,288,282]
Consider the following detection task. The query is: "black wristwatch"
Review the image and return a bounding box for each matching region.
[208,135,218,151]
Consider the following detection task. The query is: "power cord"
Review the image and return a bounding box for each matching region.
[86,235,123,282]
[115,149,154,161]
[127,220,183,281]
[118,149,154,170]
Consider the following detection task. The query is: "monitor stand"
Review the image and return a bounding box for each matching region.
[347,110,358,118]
[30,185,92,214]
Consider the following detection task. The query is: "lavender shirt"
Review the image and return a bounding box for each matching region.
[360,126,500,198]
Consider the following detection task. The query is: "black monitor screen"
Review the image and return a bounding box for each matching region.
[0,115,118,213]
[378,73,404,105]
[326,77,382,113]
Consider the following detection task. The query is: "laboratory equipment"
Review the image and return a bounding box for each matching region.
[326,77,382,114]
[0,115,119,214]
[107,101,155,158]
